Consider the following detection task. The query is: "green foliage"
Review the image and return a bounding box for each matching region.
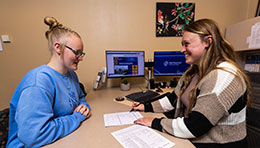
[122,79,128,85]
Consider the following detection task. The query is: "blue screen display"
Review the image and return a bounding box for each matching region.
[106,51,145,78]
[153,51,190,76]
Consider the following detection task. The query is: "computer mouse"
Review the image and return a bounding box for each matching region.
[142,90,147,93]
[156,88,163,92]
[115,96,125,101]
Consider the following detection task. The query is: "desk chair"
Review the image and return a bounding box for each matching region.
[246,72,260,148]
[79,82,87,97]
[0,108,9,148]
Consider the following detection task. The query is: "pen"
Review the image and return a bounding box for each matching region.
[130,103,141,112]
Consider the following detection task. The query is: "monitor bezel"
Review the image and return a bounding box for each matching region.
[105,50,145,78]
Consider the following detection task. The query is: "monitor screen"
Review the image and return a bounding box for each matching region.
[153,51,190,76]
[106,51,145,78]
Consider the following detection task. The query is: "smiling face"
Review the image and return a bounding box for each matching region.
[62,34,84,71]
[180,31,208,65]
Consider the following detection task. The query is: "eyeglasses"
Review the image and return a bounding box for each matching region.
[65,45,85,58]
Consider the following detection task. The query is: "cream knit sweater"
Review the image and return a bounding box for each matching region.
[147,62,248,147]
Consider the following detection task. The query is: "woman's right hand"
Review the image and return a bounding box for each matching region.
[132,102,144,111]
[74,104,91,118]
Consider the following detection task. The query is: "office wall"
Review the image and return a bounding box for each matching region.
[0,0,257,109]
[248,0,259,18]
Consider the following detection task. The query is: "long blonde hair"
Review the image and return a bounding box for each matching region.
[179,19,250,112]
[44,17,81,53]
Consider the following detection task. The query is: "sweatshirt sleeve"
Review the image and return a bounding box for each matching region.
[15,86,86,147]
[79,97,90,109]
[78,89,90,109]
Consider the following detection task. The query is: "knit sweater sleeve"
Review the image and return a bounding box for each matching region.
[144,91,177,113]
[144,76,184,113]
[15,86,86,147]
[151,63,247,138]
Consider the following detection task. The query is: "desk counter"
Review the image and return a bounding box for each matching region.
[45,87,195,148]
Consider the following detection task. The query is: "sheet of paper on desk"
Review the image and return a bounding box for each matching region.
[104,112,142,127]
[112,125,175,148]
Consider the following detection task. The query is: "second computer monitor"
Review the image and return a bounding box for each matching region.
[106,50,145,78]
[153,51,190,76]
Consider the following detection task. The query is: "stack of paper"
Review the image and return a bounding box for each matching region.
[112,125,175,148]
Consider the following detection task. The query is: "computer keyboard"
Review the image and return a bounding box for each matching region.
[125,90,169,103]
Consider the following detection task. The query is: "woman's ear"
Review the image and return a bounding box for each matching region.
[53,42,61,55]
[206,35,212,48]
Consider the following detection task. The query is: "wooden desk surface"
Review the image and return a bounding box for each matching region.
[44,87,195,148]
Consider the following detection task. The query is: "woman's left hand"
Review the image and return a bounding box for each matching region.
[134,117,154,127]
[74,104,91,118]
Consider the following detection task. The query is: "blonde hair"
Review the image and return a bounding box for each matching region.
[179,19,250,112]
[44,16,81,53]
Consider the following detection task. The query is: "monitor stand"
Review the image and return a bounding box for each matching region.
[145,59,154,90]
[148,68,152,90]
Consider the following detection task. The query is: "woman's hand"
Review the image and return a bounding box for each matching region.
[134,117,154,127]
[131,102,144,111]
[74,104,91,118]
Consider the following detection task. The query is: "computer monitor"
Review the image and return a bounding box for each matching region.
[106,51,145,78]
[153,51,190,76]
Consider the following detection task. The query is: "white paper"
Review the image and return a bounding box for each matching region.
[0,39,3,51]
[249,22,260,49]
[112,125,175,148]
[104,112,142,127]
[244,64,254,72]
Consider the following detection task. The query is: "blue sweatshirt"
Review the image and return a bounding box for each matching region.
[7,65,90,148]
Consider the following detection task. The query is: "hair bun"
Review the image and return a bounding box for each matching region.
[44,16,80,40]
[44,16,62,30]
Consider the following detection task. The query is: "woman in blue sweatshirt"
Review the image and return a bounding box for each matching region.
[7,17,91,148]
